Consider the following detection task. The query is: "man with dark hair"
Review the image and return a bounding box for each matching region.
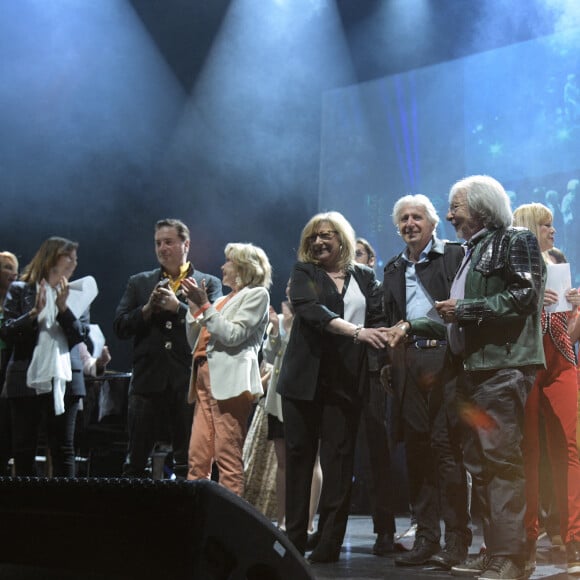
[436,175,545,580]
[114,219,222,478]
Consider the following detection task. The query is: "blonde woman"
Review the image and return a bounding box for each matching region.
[182,242,271,496]
[277,211,389,562]
[513,202,580,575]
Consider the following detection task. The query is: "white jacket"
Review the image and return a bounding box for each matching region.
[186,286,269,402]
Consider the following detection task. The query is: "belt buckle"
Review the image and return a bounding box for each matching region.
[415,339,438,349]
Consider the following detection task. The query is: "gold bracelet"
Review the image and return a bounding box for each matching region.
[353,325,363,344]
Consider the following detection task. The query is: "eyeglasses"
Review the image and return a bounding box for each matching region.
[307,230,337,243]
[448,203,466,215]
[355,250,368,258]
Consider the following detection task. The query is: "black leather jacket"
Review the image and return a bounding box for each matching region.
[0,281,91,398]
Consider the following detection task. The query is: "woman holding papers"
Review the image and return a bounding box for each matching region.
[0,237,92,477]
[513,203,580,575]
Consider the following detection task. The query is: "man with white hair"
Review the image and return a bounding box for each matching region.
[382,195,471,569]
[436,175,545,580]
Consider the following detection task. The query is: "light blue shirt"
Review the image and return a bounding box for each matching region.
[402,238,435,322]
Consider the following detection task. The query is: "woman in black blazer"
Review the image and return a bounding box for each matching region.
[0,237,91,477]
[277,211,389,562]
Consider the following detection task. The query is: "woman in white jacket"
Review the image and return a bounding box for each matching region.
[182,243,271,496]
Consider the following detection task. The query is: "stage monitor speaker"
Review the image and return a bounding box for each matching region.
[0,477,314,580]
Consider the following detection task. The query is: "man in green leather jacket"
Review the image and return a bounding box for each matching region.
[436,175,545,580]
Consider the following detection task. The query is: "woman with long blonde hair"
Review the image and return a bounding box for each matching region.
[513,203,580,575]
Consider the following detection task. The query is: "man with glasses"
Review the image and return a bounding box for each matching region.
[435,175,545,580]
[382,195,471,570]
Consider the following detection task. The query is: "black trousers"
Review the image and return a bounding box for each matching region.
[123,384,193,479]
[458,366,535,559]
[360,373,396,536]
[401,345,470,545]
[10,393,80,477]
[283,395,361,555]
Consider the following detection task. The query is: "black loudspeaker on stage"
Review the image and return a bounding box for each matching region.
[0,477,314,580]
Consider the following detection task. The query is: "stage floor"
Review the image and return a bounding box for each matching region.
[308,516,572,580]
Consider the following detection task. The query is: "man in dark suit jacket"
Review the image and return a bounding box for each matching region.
[114,218,222,478]
[382,195,470,570]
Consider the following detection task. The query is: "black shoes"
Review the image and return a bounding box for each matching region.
[372,532,394,556]
[451,551,489,576]
[394,536,440,566]
[305,531,320,552]
[477,556,526,580]
[429,536,469,569]
[307,542,341,563]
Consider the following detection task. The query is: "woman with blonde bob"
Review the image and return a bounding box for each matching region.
[513,203,580,575]
[277,211,390,562]
[182,242,271,496]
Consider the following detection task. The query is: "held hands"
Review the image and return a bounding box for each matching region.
[181,277,209,311]
[384,320,409,348]
[355,326,391,349]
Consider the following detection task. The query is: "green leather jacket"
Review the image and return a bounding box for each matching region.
[455,227,546,372]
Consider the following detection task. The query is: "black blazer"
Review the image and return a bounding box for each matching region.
[383,237,463,329]
[0,281,91,398]
[277,261,385,402]
[113,265,222,394]
[382,237,464,436]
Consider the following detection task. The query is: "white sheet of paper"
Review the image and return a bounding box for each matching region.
[67,276,98,318]
[426,303,443,323]
[545,263,572,313]
[89,324,105,358]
